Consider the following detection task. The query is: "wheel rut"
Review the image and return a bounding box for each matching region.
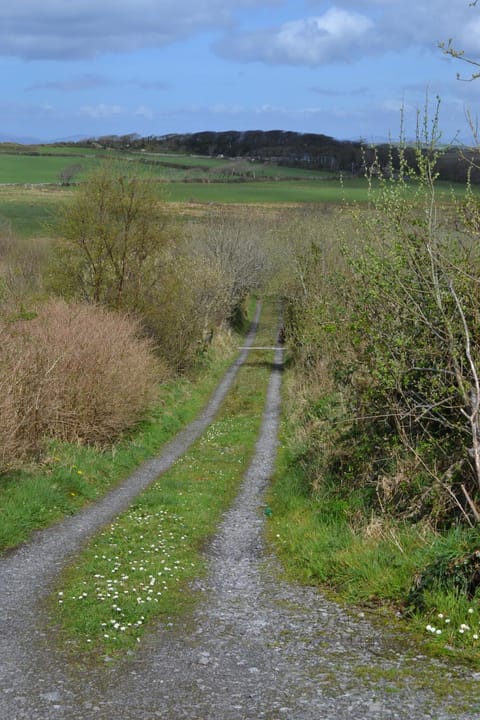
[1,304,479,719]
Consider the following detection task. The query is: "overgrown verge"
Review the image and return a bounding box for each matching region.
[271,111,480,666]
[49,299,278,660]
[0,300,162,470]
[269,372,480,667]
[0,319,239,553]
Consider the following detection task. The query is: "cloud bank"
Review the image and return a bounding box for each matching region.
[216,1,480,66]
[1,0,479,67]
[0,0,277,60]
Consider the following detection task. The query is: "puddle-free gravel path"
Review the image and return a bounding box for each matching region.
[1,309,480,719]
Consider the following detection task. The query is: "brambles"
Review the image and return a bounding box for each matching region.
[285,112,480,526]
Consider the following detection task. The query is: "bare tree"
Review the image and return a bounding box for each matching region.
[58,163,83,186]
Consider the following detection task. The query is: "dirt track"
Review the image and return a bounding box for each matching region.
[1,308,480,719]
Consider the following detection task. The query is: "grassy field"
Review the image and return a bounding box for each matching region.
[0,153,99,184]
[0,142,476,238]
[0,186,70,236]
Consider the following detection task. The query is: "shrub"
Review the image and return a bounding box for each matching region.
[46,162,172,309]
[0,221,48,311]
[284,113,480,528]
[0,300,163,472]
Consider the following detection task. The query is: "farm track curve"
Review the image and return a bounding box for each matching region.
[0,302,480,719]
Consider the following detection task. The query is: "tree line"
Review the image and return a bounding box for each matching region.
[63,130,480,183]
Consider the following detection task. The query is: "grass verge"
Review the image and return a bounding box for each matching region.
[267,367,480,670]
[49,299,279,660]
[0,325,243,553]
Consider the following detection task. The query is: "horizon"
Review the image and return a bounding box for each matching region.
[1,1,480,145]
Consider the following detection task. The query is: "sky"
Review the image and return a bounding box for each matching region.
[1,0,480,144]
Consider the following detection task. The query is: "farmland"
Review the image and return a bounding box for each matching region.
[0,143,473,237]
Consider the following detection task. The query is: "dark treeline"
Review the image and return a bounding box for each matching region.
[70,130,480,184]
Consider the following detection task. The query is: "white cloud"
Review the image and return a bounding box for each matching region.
[1,0,479,72]
[80,104,125,118]
[216,8,374,65]
[210,103,244,115]
[134,105,154,119]
[381,98,413,114]
[29,74,109,92]
[216,1,480,67]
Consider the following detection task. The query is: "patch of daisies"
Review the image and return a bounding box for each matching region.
[425,606,480,645]
[56,507,190,650]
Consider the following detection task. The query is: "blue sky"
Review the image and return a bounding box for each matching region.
[1,0,480,143]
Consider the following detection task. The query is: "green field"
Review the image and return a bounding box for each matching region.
[0,144,475,237]
[0,153,98,184]
[0,147,333,184]
[166,178,356,204]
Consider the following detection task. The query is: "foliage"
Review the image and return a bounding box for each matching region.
[0,323,238,552]
[284,108,480,528]
[0,300,161,471]
[138,245,231,370]
[0,220,47,310]
[47,162,172,310]
[189,209,269,326]
[58,163,83,185]
[46,163,275,370]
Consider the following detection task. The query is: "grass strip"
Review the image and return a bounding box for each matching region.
[50,298,279,660]
[0,328,248,554]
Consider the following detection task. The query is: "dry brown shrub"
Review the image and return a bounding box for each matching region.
[0,300,163,471]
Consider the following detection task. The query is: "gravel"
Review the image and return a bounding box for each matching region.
[1,318,480,719]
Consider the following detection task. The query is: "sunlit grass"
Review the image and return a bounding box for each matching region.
[50,299,279,659]
[267,380,480,668]
[0,345,239,553]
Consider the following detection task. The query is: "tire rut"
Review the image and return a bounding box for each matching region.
[1,309,480,719]
[0,303,262,719]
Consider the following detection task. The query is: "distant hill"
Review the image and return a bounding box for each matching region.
[0,133,42,145]
[79,130,364,174]
[60,130,480,184]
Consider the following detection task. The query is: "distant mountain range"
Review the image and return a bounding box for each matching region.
[0,133,43,145]
[0,132,91,145]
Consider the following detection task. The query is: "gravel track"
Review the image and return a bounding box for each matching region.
[1,309,480,719]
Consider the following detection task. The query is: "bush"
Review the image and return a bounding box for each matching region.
[284,119,480,527]
[0,221,48,311]
[0,300,163,471]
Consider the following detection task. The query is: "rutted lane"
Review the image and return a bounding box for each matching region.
[0,303,263,718]
[1,302,479,719]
